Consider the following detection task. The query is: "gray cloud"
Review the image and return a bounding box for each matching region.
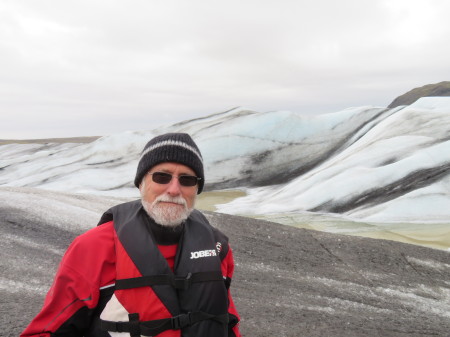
[1,0,450,138]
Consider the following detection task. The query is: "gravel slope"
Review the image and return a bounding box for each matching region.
[1,187,449,336]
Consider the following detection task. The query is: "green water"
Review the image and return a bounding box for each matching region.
[197,190,450,252]
[253,212,450,251]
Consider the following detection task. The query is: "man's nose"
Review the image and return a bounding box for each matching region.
[166,176,182,195]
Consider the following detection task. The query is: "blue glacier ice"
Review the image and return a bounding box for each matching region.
[1,97,449,224]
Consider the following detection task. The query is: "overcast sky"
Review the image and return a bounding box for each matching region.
[1,0,450,139]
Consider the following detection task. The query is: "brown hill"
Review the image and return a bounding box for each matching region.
[388,81,450,108]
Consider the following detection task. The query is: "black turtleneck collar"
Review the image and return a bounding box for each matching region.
[144,215,184,245]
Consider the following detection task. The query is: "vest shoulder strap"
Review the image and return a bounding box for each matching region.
[190,210,230,261]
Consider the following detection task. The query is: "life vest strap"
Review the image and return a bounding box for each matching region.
[115,271,224,290]
[128,313,140,337]
[100,311,229,336]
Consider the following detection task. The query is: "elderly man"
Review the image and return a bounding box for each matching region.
[22,133,241,337]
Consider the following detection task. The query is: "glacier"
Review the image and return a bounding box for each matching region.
[1,97,449,226]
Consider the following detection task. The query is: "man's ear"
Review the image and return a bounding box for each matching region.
[139,179,146,194]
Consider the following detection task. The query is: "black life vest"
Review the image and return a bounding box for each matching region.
[98,200,230,337]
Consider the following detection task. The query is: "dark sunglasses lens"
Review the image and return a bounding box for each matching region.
[178,175,199,187]
[152,172,172,184]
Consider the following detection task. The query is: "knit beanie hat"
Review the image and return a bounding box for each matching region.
[134,133,204,194]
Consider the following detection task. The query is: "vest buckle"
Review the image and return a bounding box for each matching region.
[173,272,192,290]
[171,312,192,330]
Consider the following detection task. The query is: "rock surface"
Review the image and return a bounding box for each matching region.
[1,188,449,336]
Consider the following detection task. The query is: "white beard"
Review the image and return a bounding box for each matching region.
[141,193,193,227]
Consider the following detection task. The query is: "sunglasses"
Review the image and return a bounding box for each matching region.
[149,172,201,187]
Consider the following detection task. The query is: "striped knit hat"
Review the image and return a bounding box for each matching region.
[134,133,204,194]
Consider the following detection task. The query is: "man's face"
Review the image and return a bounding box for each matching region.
[139,162,198,226]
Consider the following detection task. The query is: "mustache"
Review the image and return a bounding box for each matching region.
[153,194,188,207]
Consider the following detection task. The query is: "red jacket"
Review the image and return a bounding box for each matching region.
[21,204,241,337]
